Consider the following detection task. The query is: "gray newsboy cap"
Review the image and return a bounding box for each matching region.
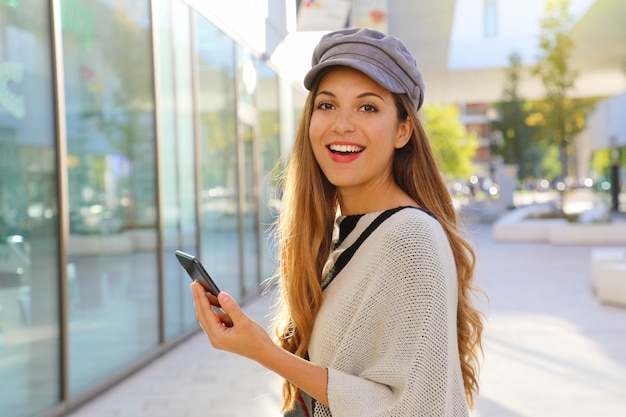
[304,28,425,110]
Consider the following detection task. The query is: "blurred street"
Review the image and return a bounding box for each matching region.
[66,221,626,417]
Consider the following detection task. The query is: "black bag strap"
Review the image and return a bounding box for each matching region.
[322,206,405,290]
[322,206,436,290]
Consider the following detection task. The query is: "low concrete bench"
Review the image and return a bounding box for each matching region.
[492,203,564,242]
[549,223,626,245]
[493,218,567,242]
[591,248,626,307]
[595,263,626,307]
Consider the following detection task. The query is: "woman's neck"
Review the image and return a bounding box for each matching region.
[337,182,418,215]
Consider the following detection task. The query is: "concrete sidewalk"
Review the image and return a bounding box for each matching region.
[468,223,626,417]
[67,291,283,417]
[67,223,626,417]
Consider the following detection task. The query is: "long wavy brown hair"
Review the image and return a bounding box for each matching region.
[271,80,484,412]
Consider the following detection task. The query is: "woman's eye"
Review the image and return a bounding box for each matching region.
[360,104,377,112]
[316,102,334,110]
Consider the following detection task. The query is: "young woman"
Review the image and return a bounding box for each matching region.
[191,28,484,417]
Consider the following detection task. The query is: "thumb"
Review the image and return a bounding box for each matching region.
[217,292,244,321]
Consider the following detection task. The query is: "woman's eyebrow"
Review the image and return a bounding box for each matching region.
[357,92,386,102]
[315,91,386,102]
[315,90,335,98]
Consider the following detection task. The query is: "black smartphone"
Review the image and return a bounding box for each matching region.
[175,250,233,327]
[174,250,221,296]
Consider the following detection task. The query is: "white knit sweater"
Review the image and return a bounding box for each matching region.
[309,207,468,417]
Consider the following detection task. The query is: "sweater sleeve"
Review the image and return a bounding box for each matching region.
[315,212,468,417]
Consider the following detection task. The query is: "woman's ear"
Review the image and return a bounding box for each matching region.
[395,117,413,149]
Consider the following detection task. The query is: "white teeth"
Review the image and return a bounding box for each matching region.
[329,144,364,153]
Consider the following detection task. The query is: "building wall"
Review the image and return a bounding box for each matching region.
[584,93,626,151]
[0,1,299,416]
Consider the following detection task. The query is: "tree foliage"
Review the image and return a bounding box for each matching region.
[421,104,478,180]
[531,0,595,180]
[491,52,539,180]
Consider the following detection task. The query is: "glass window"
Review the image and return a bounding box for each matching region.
[156,0,197,339]
[60,0,159,395]
[257,61,281,282]
[173,3,198,265]
[195,16,241,299]
[484,0,498,38]
[236,46,261,298]
[0,1,61,416]
[240,121,260,297]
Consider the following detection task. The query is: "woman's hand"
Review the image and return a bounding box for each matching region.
[190,281,330,407]
[190,281,274,361]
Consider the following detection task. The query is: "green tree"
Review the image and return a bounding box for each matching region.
[491,52,538,181]
[538,143,562,180]
[532,0,594,182]
[421,104,478,180]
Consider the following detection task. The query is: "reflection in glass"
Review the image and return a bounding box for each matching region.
[241,123,261,297]
[484,0,498,37]
[156,0,198,340]
[236,46,261,298]
[258,62,281,283]
[61,0,159,395]
[0,1,60,416]
[195,16,241,299]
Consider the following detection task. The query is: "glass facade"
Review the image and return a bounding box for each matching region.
[258,60,281,282]
[484,0,498,37]
[236,45,262,299]
[62,0,161,395]
[0,2,60,417]
[157,0,198,341]
[195,16,241,299]
[0,1,295,416]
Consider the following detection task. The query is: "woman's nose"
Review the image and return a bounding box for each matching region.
[331,110,356,134]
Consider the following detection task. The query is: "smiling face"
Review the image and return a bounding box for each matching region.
[309,66,413,207]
